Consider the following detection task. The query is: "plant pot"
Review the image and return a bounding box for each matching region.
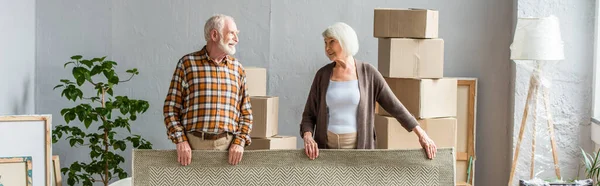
[519,179,593,186]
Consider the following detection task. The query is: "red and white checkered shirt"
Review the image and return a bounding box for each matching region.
[163,46,253,146]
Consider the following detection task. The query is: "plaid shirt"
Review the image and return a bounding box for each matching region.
[163,46,253,146]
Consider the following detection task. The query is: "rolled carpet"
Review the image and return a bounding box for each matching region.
[132,148,455,185]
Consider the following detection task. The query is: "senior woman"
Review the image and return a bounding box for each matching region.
[300,22,437,160]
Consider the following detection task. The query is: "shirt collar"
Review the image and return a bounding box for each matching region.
[202,45,232,65]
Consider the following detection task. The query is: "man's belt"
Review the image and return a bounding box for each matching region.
[191,131,229,140]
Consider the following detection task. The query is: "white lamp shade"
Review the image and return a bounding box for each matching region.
[510,15,565,60]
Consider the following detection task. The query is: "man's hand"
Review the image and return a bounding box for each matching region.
[176,141,192,166]
[229,144,244,165]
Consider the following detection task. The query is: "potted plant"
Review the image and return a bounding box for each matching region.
[581,148,600,185]
[52,55,153,186]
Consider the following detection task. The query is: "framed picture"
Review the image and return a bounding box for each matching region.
[52,155,62,186]
[0,115,51,186]
[0,156,33,186]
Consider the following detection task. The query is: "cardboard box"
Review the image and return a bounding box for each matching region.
[378,38,444,78]
[246,136,297,150]
[379,78,457,119]
[250,96,278,138]
[374,8,439,38]
[375,115,457,150]
[245,67,267,96]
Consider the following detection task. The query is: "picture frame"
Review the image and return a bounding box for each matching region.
[0,156,33,186]
[0,115,52,186]
[457,79,478,186]
[52,155,62,186]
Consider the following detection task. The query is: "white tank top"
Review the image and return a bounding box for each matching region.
[326,80,360,134]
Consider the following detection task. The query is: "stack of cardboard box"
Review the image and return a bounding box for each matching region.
[243,67,297,150]
[373,8,458,157]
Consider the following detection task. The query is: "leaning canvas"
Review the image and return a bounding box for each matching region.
[0,115,52,186]
[0,156,33,186]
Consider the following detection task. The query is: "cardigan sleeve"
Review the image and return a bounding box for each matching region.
[299,68,322,138]
[369,64,420,131]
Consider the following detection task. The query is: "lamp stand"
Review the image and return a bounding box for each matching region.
[508,63,561,185]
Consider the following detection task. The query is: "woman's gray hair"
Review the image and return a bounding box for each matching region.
[322,22,359,57]
[204,14,234,42]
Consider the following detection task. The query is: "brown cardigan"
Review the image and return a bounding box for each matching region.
[300,61,420,149]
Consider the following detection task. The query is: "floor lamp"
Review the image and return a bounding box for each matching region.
[508,15,565,186]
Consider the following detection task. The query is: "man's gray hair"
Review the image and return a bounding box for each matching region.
[204,14,234,42]
[322,22,359,57]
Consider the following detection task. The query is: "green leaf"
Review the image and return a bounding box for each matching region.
[65,114,72,124]
[61,167,69,175]
[80,60,93,68]
[107,60,117,66]
[69,138,78,146]
[60,108,70,116]
[90,97,100,102]
[66,111,76,122]
[119,170,127,179]
[90,65,103,76]
[84,118,92,128]
[120,105,129,115]
[71,55,82,60]
[76,89,84,100]
[109,76,119,85]
[67,177,75,186]
[72,67,82,79]
[107,88,113,96]
[132,137,140,147]
[141,102,150,112]
[76,110,84,122]
[105,101,113,110]
[107,110,113,119]
[583,148,593,172]
[126,68,139,75]
[52,135,58,143]
[139,141,152,149]
[64,61,75,68]
[103,69,113,79]
[113,142,120,151]
[53,84,64,90]
[102,62,114,70]
[109,131,116,139]
[76,76,85,86]
[119,141,127,151]
[130,114,137,121]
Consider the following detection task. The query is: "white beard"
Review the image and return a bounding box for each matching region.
[218,39,236,56]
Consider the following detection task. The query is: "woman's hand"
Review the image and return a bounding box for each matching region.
[413,126,437,159]
[303,132,319,160]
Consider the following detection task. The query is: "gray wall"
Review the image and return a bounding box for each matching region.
[0,0,35,115]
[511,0,596,184]
[36,0,513,185]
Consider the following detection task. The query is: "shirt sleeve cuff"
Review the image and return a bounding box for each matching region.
[233,134,251,147]
[170,131,188,144]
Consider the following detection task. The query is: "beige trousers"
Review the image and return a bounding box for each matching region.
[187,133,233,151]
[327,131,357,149]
